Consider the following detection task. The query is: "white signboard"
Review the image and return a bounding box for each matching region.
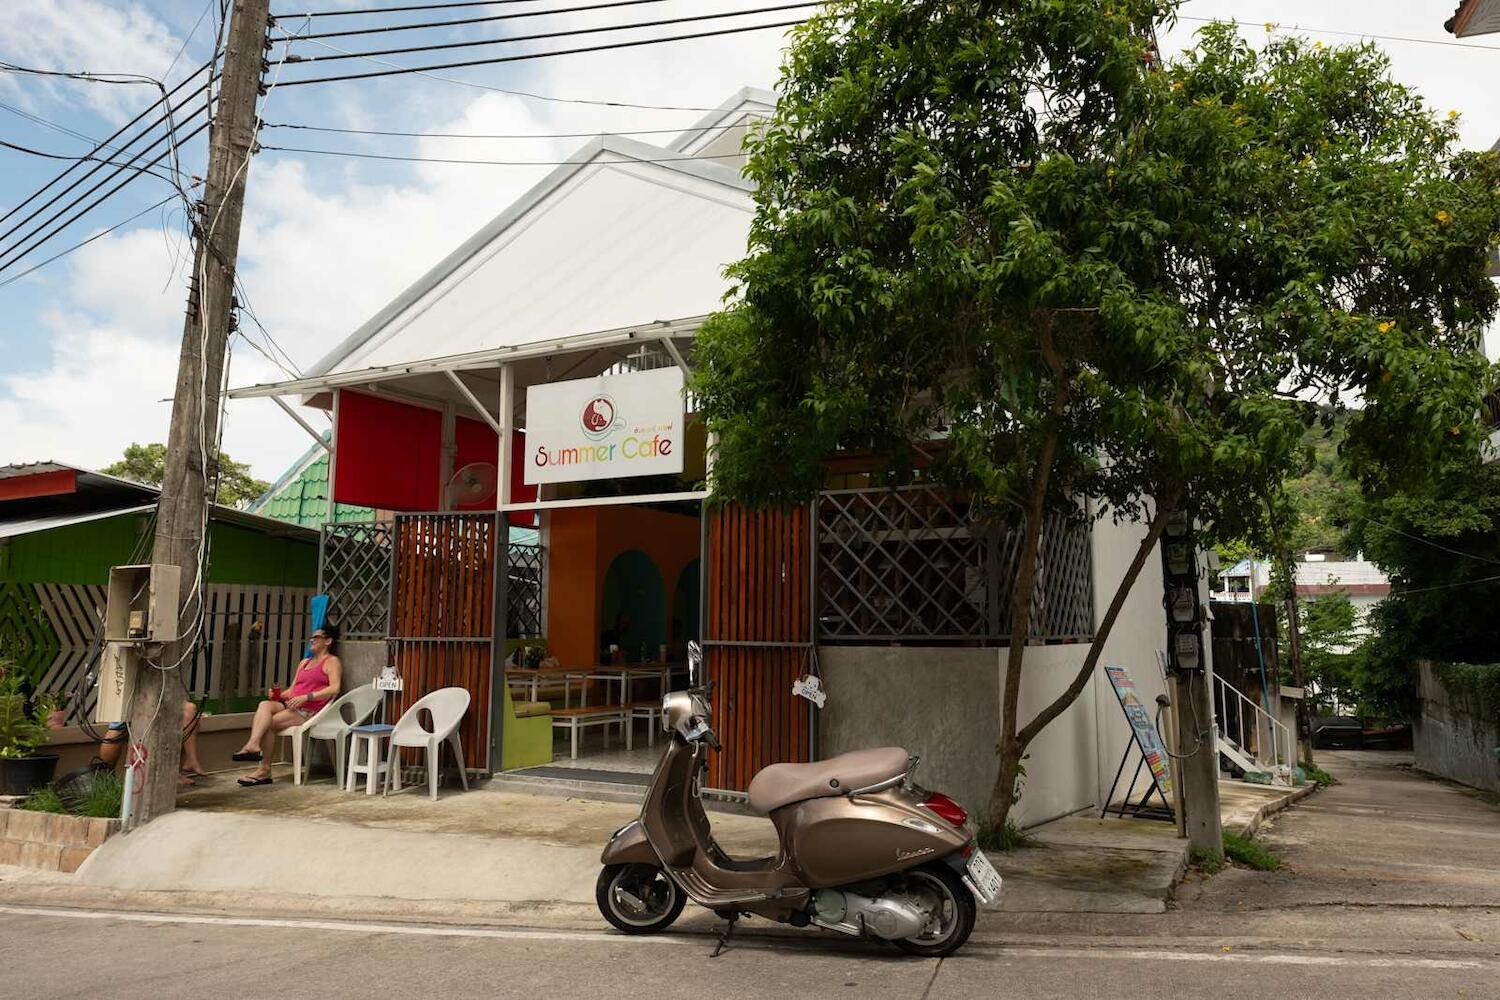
[524,367,685,485]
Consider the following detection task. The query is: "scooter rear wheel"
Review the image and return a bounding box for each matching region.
[891,862,976,958]
[597,863,686,934]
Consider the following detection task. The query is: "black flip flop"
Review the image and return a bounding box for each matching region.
[237,775,272,787]
[230,751,262,762]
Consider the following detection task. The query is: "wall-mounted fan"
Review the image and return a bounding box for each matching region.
[446,462,498,508]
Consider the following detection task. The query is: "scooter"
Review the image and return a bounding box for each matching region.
[596,642,1002,957]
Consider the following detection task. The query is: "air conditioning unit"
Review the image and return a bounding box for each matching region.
[105,564,181,644]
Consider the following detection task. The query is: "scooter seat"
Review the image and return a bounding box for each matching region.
[747,747,910,815]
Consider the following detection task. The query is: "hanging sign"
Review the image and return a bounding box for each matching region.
[1104,665,1174,798]
[524,367,685,485]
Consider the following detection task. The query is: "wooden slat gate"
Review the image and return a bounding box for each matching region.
[705,503,814,792]
[389,513,496,771]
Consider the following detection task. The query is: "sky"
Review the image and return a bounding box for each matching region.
[1,0,1497,485]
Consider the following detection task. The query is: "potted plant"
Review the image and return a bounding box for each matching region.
[0,667,60,796]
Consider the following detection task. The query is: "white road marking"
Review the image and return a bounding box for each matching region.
[0,905,1489,970]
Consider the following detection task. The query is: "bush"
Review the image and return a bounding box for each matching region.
[78,769,123,818]
[20,786,66,814]
[977,819,1035,852]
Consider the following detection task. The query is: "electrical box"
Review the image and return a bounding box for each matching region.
[105,564,181,644]
[93,643,137,725]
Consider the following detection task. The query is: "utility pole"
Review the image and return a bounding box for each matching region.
[1161,510,1224,860]
[1284,590,1311,763]
[125,0,271,827]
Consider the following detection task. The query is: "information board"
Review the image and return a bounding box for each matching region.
[524,367,684,485]
[1104,665,1174,799]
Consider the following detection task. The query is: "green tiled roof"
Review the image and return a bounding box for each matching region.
[253,448,374,529]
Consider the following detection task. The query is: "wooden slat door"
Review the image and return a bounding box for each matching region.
[705,504,813,792]
[389,513,495,771]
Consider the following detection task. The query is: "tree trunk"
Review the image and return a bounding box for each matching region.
[985,494,1176,833]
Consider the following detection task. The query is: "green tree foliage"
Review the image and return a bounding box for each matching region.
[1345,460,1500,717]
[102,442,270,510]
[694,1,1500,828]
[1291,589,1360,714]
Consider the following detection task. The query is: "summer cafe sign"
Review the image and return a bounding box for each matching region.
[524,367,685,485]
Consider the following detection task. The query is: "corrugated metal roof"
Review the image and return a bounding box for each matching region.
[0,504,154,540]
[253,449,374,529]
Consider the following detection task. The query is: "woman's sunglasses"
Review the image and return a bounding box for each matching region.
[310,632,329,640]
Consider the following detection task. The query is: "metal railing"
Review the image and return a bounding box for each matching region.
[814,486,1094,644]
[1213,671,1295,781]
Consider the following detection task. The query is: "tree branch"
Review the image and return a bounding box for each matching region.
[1016,487,1179,747]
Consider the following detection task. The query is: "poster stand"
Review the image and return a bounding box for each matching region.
[1101,665,1176,824]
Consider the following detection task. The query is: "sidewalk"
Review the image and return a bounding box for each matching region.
[0,768,1316,925]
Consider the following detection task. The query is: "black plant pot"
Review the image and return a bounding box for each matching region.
[1,753,61,795]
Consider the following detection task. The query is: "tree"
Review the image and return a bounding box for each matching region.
[102,442,270,510]
[694,1,1500,831]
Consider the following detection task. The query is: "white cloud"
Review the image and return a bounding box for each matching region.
[0,1,185,122]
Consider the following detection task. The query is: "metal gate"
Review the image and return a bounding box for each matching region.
[704,503,815,792]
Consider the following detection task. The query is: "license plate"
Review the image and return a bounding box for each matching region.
[964,850,1004,905]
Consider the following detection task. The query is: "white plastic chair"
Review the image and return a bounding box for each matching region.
[386,687,471,800]
[281,686,384,786]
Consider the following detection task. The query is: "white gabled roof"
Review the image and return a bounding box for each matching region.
[307,133,757,380]
[668,85,776,158]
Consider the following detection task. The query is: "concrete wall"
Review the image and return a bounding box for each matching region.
[1415,661,1500,793]
[818,515,1170,828]
[339,639,387,690]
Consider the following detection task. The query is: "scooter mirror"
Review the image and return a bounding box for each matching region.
[687,640,703,686]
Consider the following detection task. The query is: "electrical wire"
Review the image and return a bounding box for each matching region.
[286,33,738,110]
[0,193,179,290]
[1176,15,1500,53]
[0,60,214,227]
[276,0,569,16]
[1356,513,1500,567]
[264,120,746,139]
[272,0,673,41]
[278,16,805,85]
[0,134,194,191]
[0,112,213,273]
[0,82,216,253]
[162,0,219,81]
[260,143,750,164]
[276,2,816,65]
[0,103,186,187]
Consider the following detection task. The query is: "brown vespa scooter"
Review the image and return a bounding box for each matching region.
[596,642,1002,957]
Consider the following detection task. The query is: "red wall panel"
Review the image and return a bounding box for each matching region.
[332,390,442,511]
[453,416,537,525]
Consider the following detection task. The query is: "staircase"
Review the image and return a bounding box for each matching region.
[1213,673,1294,785]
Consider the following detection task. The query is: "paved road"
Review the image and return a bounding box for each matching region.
[3,751,1497,999]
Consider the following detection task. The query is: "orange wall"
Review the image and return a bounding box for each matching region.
[544,505,700,668]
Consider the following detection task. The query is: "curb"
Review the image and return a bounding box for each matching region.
[1237,782,1318,838]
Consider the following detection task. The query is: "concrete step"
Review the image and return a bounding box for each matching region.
[488,768,755,815]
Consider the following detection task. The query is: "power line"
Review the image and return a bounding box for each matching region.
[0,115,213,274]
[0,100,185,186]
[1392,572,1500,596]
[264,120,743,139]
[271,0,672,41]
[0,61,214,228]
[162,0,219,80]
[278,2,815,65]
[0,194,178,291]
[287,33,741,110]
[261,142,749,164]
[1358,513,1500,567]
[0,83,216,255]
[278,16,804,85]
[0,128,189,188]
[1176,15,1500,53]
[275,0,559,16]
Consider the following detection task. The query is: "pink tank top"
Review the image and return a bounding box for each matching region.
[287,656,333,712]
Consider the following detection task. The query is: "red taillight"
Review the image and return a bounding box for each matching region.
[923,792,968,828]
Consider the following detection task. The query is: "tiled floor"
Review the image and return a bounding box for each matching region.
[546,729,661,774]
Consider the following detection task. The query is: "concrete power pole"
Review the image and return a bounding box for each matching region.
[125,0,271,827]
[1161,513,1225,860]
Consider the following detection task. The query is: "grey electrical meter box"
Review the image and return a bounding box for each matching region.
[105,564,181,644]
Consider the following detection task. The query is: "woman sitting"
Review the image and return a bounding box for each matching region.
[232,624,343,787]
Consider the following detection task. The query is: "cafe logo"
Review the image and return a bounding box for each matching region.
[581,395,620,441]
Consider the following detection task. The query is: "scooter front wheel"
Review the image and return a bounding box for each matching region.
[891,862,977,958]
[597,863,686,934]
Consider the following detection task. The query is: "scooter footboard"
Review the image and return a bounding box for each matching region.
[601,820,661,866]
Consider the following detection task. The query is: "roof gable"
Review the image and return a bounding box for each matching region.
[308,134,755,379]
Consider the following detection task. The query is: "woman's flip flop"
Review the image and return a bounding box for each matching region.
[237,776,272,787]
[230,751,262,762]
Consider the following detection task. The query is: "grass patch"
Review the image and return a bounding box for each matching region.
[78,769,123,818]
[1223,832,1281,871]
[977,819,1036,852]
[19,786,66,813]
[1189,846,1224,874]
[1299,760,1337,787]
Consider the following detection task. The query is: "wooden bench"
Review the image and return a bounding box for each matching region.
[627,700,664,749]
[550,704,628,760]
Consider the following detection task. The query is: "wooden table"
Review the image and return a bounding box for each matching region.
[504,666,591,707]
